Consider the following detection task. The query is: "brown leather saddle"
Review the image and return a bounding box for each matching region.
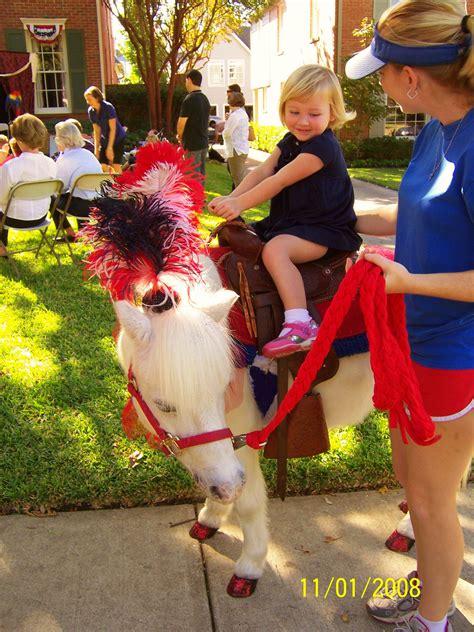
[210,221,356,494]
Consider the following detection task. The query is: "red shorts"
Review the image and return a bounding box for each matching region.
[412,361,474,421]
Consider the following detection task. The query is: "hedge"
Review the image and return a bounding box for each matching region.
[251,126,413,167]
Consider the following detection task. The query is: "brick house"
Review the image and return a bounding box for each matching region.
[0,1,117,124]
[251,0,474,136]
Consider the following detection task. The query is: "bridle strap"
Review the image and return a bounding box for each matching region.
[127,367,233,456]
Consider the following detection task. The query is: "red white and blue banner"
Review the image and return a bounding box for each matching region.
[27,24,63,44]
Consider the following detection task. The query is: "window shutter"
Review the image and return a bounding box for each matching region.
[66,29,86,112]
[5,29,27,52]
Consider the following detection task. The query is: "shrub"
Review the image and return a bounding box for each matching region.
[251,124,286,153]
[105,83,187,133]
[341,136,413,166]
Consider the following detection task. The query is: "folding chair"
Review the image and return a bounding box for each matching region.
[0,179,64,277]
[53,172,115,263]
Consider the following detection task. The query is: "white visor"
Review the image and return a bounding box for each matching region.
[345,45,386,80]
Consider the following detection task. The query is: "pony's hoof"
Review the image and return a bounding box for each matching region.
[227,575,258,598]
[385,529,415,553]
[189,521,218,541]
[398,499,409,514]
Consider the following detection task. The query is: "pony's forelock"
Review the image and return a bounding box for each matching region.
[141,296,234,419]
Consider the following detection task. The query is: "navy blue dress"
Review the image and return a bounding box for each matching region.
[252,131,362,251]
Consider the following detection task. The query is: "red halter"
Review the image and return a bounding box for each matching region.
[127,366,243,456]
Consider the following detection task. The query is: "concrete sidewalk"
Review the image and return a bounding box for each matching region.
[0,488,472,631]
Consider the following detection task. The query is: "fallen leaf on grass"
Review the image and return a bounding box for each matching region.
[128,450,144,468]
[294,545,313,554]
[341,612,350,623]
[25,506,57,518]
[378,486,389,494]
[323,535,341,544]
[324,497,333,505]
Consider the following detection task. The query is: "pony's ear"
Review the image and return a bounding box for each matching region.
[201,289,238,323]
[113,300,152,347]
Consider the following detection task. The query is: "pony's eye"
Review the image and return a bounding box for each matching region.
[154,399,176,414]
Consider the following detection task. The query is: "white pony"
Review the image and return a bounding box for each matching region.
[114,253,378,597]
[84,141,415,597]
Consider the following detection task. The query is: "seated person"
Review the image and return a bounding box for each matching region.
[0,134,10,166]
[123,130,160,171]
[52,120,103,241]
[66,118,95,154]
[0,114,56,258]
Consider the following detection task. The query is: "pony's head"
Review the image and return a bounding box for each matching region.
[114,283,246,503]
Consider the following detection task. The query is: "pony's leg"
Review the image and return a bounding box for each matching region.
[385,511,415,553]
[228,447,269,597]
[190,498,233,541]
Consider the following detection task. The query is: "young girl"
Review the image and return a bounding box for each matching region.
[209,64,361,358]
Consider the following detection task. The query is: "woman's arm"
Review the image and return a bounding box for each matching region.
[106,118,117,162]
[209,151,323,220]
[362,252,474,301]
[355,204,398,236]
[92,123,101,158]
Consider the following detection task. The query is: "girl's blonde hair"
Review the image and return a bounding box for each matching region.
[279,64,356,129]
[378,0,474,92]
[11,114,47,150]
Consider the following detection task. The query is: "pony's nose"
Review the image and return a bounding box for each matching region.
[210,470,245,502]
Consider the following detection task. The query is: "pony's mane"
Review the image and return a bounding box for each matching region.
[141,291,234,420]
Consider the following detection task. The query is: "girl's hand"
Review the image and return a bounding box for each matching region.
[208,196,242,221]
[106,147,114,162]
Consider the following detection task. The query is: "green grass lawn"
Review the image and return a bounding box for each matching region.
[0,159,395,515]
[348,167,405,191]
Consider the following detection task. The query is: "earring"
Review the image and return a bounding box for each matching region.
[407,88,418,100]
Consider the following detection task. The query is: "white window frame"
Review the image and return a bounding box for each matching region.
[208,60,225,87]
[227,59,245,88]
[21,18,71,115]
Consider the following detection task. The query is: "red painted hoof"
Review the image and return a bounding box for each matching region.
[227,574,258,598]
[385,529,415,553]
[398,499,409,514]
[189,521,218,541]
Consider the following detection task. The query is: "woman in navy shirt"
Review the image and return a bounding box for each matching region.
[84,86,126,173]
[347,1,474,631]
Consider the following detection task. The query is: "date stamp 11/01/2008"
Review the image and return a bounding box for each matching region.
[300,576,421,600]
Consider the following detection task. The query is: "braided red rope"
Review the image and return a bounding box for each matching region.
[246,259,440,449]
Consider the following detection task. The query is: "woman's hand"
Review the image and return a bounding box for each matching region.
[208,196,242,221]
[360,249,411,294]
[105,146,114,163]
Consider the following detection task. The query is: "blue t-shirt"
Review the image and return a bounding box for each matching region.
[395,108,474,369]
[88,100,126,148]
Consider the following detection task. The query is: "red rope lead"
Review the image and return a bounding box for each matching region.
[245,259,440,449]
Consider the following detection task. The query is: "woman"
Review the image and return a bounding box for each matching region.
[53,120,103,241]
[346,2,474,631]
[0,114,56,258]
[222,91,249,189]
[84,86,126,173]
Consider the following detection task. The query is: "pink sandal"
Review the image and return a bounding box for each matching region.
[262,320,319,359]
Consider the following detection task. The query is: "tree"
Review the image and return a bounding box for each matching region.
[339,18,388,141]
[103,0,273,133]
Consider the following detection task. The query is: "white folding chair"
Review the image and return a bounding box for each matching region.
[53,172,115,263]
[0,179,64,277]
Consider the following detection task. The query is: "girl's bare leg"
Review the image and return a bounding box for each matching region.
[261,235,327,309]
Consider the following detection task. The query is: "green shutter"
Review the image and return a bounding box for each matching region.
[66,29,86,113]
[5,29,27,52]
[373,0,390,20]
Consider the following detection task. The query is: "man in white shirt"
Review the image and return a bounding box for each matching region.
[222,92,249,189]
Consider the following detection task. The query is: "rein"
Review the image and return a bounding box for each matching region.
[126,259,439,458]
